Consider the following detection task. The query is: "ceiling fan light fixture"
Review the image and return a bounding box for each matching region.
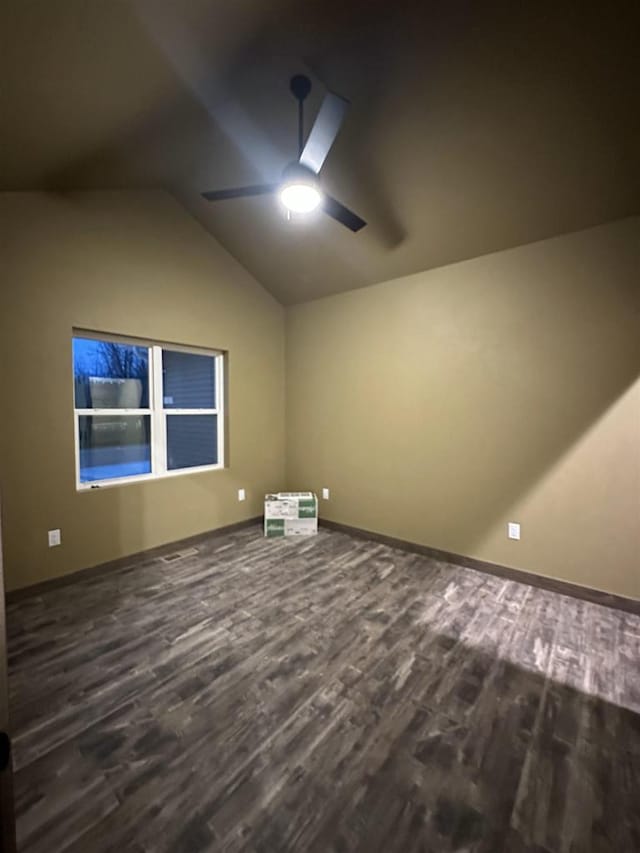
[201,76,366,232]
[278,162,322,214]
[279,181,322,213]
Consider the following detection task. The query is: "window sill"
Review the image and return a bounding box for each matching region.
[77,463,224,491]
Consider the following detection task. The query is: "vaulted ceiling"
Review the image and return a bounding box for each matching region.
[2,1,639,304]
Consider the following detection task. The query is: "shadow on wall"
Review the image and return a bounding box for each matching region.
[436,238,640,561]
[457,369,640,558]
[298,223,640,575]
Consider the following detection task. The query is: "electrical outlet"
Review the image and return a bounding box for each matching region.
[507,522,521,541]
[322,487,330,500]
[48,529,61,547]
[238,488,246,502]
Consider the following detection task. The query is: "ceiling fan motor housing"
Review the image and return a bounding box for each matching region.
[281,161,318,188]
[289,74,312,102]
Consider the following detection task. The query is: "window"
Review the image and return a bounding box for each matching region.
[73,333,224,488]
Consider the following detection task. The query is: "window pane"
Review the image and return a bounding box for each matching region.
[166,415,218,470]
[162,350,216,409]
[78,415,151,482]
[73,337,149,409]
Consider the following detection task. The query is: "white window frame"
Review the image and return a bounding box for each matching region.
[73,331,225,491]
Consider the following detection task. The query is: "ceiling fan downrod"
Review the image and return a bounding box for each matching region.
[289,74,312,159]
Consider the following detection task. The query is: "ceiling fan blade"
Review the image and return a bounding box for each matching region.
[201,184,278,201]
[322,195,366,232]
[299,92,349,174]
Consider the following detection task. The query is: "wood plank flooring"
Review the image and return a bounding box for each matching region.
[6,525,640,852]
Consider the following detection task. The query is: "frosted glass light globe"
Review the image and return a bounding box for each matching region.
[279,182,322,213]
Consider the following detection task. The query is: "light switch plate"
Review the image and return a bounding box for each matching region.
[507,522,521,540]
[238,488,246,502]
[48,529,61,547]
[322,488,330,500]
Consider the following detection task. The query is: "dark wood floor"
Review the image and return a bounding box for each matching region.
[6,525,640,852]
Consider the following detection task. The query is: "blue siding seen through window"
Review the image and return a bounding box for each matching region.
[167,415,218,470]
[162,350,216,409]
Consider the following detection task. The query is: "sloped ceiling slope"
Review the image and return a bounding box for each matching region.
[2,0,639,304]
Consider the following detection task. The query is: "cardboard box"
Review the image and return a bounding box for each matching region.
[264,492,318,536]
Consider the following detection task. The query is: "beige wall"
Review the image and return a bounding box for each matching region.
[1,197,638,601]
[286,218,640,600]
[0,191,285,591]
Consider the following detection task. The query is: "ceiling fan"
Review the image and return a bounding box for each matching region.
[201,74,366,232]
